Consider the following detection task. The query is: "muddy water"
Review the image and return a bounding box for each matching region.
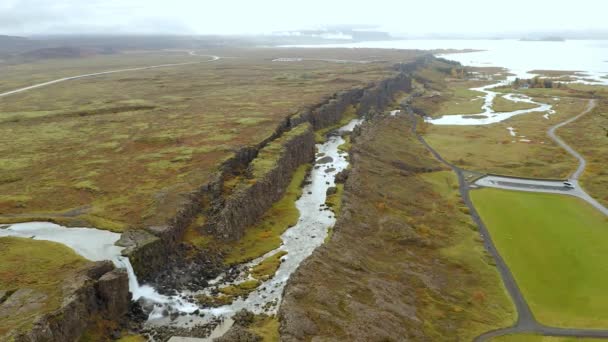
[0,118,363,338]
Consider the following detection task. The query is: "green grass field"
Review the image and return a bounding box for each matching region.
[493,334,599,342]
[493,95,538,112]
[471,188,608,328]
[560,99,608,208]
[421,96,584,179]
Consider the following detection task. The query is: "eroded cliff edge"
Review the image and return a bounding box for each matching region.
[278,107,515,340]
[7,262,130,342]
[121,59,425,282]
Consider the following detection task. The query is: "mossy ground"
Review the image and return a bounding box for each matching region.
[493,95,538,112]
[325,183,344,216]
[472,188,608,328]
[219,280,262,297]
[249,123,311,179]
[0,49,421,231]
[492,334,599,342]
[417,72,587,178]
[560,98,608,208]
[248,315,279,341]
[0,237,90,339]
[251,251,288,281]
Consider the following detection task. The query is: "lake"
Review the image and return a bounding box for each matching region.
[284,39,608,82]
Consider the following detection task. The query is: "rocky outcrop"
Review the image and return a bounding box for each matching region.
[289,88,364,129]
[358,72,412,116]
[206,123,315,240]
[11,261,130,342]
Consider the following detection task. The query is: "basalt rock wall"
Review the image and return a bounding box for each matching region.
[125,60,422,279]
[11,262,130,342]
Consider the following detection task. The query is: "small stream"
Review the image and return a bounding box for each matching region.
[425,78,554,126]
[0,118,363,339]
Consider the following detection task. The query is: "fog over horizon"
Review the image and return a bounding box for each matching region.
[1,0,608,38]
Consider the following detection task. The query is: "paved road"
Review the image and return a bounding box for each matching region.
[476,175,608,216]
[407,105,608,341]
[0,52,220,98]
[549,100,596,180]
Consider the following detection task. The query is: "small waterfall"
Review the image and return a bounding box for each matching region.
[113,255,199,317]
[0,222,199,318]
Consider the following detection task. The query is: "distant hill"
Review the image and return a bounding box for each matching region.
[0,35,44,56]
[19,46,116,60]
[520,36,566,42]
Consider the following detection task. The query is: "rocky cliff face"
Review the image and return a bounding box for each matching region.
[206,123,315,240]
[123,61,420,280]
[12,261,130,342]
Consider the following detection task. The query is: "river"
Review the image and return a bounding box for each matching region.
[0,117,363,338]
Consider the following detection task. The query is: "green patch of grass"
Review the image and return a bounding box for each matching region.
[251,251,288,281]
[560,100,608,208]
[471,188,608,328]
[78,214,127,233]
[493,95,538,112]
[421,171,515,335]
[249,315,280,341]
[223,164,308,264]
[324,227,333,243]
[196,294,234,307]
[325,184,344,216]
[423,97,585,179]
[250,123,311,178]
[437,86,485,116]
[219,279,261,297]
[0,237,90,338]
[236,117,271,126]
[492,334,598,342]
[183,216,210,248]
[116,335,147,342]
[74,180,101,193]
[337,135,351,153]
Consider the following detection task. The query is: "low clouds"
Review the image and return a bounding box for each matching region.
[0,0,606,36]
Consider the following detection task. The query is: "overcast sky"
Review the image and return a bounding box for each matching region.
[1,0,607,36]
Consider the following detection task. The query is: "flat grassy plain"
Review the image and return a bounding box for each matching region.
[422,95,583,178]
[471,188,608,328]
[0,48,421,231]
[412,64,590,178]
[0,237,90,338]
[280,116,514,341]
[492,95,538,112]
[560,98,608,208]
[493,335,598,342]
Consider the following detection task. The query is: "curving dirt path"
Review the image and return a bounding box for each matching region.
[406,102,608,341]
[0,52,220,98]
